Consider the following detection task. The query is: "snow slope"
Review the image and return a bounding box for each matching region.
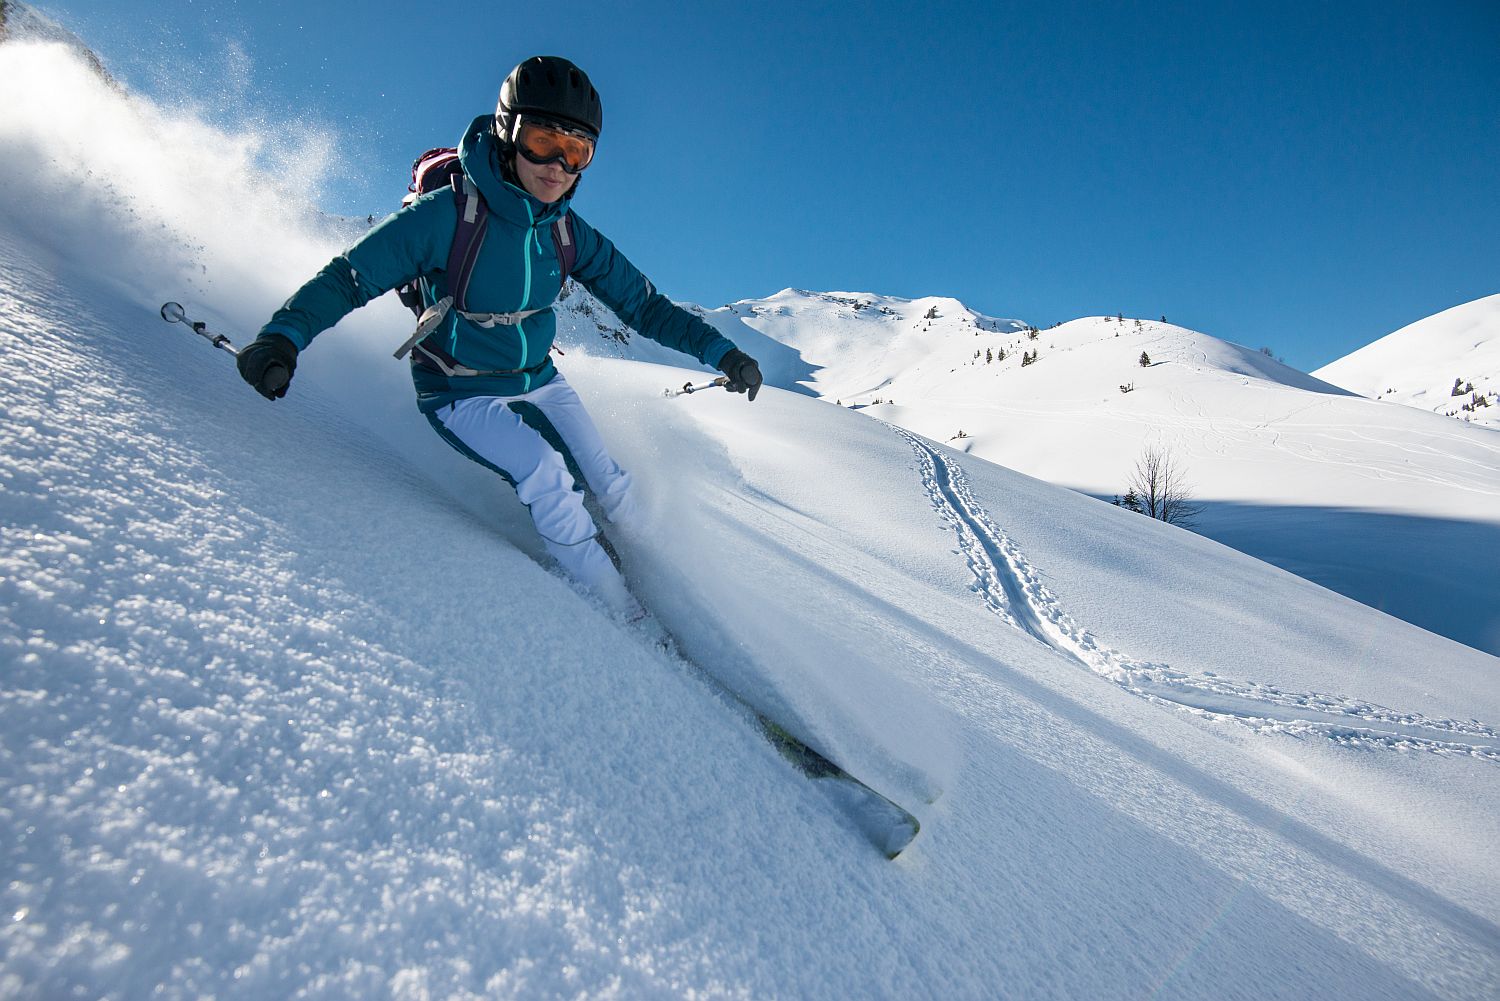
[592,290,1500,654]
[1314,294,1500,429]
[4,37,1500,1000]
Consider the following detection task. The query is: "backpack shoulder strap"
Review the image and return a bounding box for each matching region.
[552,212,577,285]
[446,175,490,311]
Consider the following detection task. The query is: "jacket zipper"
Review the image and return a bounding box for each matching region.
[518,203,537,390]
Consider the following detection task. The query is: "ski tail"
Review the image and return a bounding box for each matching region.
[757,717,922,859]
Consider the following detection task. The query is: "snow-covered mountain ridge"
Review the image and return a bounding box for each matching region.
[557,283,1030,395]
[1315,293,1500,429]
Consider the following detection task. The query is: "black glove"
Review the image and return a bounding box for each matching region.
[237,334,298,400]
[717,348,763,402]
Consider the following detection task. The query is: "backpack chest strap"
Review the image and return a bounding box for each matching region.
[392,296,549,360]
[459,306,550,328]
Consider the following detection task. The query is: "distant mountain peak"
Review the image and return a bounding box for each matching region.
[1314,293,1500,428]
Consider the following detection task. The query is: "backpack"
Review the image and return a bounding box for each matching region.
[393,147,578,321]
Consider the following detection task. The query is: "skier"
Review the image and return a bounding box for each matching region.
[236,55,763,617]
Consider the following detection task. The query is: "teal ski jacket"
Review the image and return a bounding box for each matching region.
[259,115,738,412]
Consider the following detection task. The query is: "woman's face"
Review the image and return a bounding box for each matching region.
[513,153,573,204]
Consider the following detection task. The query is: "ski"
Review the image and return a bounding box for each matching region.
[753,713,921,859]
[634,612,920,859]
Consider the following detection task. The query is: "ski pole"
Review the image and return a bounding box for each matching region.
[663,376,728,398]
[160,301,289,393]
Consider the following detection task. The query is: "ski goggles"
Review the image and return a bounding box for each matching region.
[514,117,596,174]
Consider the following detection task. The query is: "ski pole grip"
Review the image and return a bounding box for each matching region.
[263,364,290,393]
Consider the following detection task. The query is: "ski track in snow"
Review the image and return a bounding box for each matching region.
[890,424,1500,763]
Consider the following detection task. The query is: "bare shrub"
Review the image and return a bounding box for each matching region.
[1127,444,1203,526]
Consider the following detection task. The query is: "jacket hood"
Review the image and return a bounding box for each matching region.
[457,114,572,228]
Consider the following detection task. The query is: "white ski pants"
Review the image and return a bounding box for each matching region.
[431,372,641,616]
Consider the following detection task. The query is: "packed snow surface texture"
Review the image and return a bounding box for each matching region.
[567,286,1500,655]
[1314,294,1500,429]
[4,37,1500,1000]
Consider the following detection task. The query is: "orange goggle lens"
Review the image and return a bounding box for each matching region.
[515,120,595,174]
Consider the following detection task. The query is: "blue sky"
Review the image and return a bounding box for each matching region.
[40,0,1500,370]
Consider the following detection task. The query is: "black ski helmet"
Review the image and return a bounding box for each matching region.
[496,56,603,142]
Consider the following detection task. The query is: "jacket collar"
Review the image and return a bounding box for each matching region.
[458,114,571,228]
